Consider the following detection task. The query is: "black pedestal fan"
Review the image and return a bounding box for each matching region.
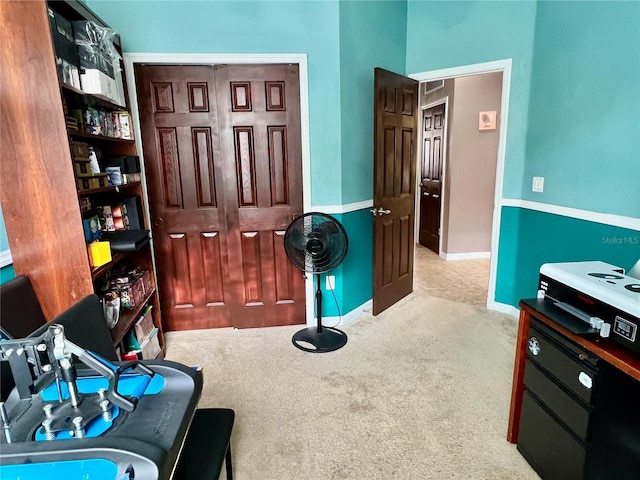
[284,212,348,353]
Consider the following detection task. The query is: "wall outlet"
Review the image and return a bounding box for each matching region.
[326,275,335,290]
[532,176,544,193]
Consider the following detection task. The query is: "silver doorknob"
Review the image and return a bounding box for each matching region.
[370,207,391,217]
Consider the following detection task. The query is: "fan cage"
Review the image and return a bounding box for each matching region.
[284,212,348,274]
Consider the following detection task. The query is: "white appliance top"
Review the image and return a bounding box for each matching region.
[540,261,640,318]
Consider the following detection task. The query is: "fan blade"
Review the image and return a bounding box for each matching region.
[286,228,309,251]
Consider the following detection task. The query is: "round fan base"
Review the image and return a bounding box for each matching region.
[292,326,347,353]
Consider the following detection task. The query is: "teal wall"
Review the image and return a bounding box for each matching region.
[329,1,407,315]
[499,0,640,306]
[339,0,407,205]
[523,1,640,217]
[321,209,373,316]
[87,0,343,206]
[406,0,537,201]
[498,207,640,306]
[0,205,15,284]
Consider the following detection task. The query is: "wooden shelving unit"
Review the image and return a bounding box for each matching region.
[47,0,165,359]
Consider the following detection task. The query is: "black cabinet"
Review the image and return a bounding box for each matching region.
[517,315,640,480]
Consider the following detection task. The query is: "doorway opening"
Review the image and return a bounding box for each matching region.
[410,59,512,310]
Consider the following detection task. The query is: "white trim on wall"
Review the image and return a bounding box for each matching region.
[0,250,12,268]
[502,199,640,231]
[410,59,513,313]
[313,200,374,215]
[442,251,491,261]
[122,53,316,325]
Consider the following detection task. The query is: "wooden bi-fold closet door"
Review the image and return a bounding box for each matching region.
[135,64,305,331]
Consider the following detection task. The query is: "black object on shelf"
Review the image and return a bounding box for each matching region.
[101,229,150,252]
[105,156,141,174]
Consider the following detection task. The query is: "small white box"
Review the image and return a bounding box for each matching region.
[80,68,118,105]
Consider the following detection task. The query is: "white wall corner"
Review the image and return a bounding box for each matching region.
[491,301,520,319]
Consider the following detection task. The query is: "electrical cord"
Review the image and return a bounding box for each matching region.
[326,276,342,328]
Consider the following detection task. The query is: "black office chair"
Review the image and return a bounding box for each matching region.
[29,294,118,361]
[175,408,235,480]
[0,275,48,401]
[0,275,47,339]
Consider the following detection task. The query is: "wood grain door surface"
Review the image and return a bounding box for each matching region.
[372,68,419,315]
[419,103,445,253]
[135,64,304,331]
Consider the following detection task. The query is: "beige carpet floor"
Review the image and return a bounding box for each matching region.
[164,292,540,480]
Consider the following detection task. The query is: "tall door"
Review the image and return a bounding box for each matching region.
[372,68,419,315]
[135,64,305,331]
[419,103,445,253]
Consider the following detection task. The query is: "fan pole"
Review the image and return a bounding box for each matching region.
[315,274,323,334]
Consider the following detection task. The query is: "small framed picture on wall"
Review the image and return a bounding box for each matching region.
[479,111,497,131]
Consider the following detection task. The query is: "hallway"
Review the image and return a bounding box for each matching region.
[414,244,490,308]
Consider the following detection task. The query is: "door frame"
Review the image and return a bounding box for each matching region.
[416,98,449,256]
[409,59,512,311]
[123,53,314,325]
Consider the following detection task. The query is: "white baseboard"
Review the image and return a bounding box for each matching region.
[0,249,13,268]
[308,299,372,327]
[442,251,491,260]
[492,301,520,319]
[310,297,519,327]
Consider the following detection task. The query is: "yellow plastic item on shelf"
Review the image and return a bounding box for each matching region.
[87,240,112,267]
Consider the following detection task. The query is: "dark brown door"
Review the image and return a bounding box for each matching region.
[419,103,445,253]
[135,64,305,331]
[372,68,419,315]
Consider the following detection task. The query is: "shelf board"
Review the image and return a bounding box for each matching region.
[61,82,126,111]
[68,129,134,144]
[109,288,157,346]
[78,181,141,197]
[91,251,127,279]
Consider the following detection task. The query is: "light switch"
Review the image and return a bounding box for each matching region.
[532,176,544,193]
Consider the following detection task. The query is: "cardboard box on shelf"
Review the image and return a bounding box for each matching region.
[73,160,91,177]
[70,140,89,159]
[76,174,109,191]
